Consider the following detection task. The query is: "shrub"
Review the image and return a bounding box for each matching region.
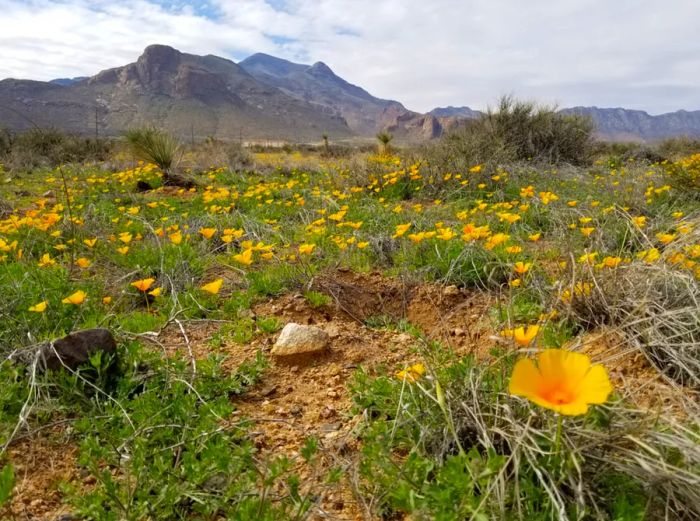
[429,96,595,171]
[664,153,700,193]
[2,128,110,171]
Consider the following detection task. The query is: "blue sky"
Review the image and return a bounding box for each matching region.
[1,0,700,114]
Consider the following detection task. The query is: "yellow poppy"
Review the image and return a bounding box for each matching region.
[396,363,426,382]
[201,278,223,295]
[233,249,254,265]
[298,243,315,255]
[131,278,155,292]
[513,325,540,346]
[29,301,48,313]
[509,349,612,415]
[514,261,531,274]
[199,228,216,239]
[62,290,87,305]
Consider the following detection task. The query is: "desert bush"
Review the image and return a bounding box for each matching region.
[557,233,700,388]
[0,128,11,157]
[2,128,110,171]
[657,137,700,160]
[664,152,700,193]
[183,139,253,172]
[429,96,595,172]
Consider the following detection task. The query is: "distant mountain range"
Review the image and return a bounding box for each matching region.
[561,107,700,141]
[0,44,698,142]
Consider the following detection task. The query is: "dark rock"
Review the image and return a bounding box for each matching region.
[163,172,196,189]
[11,328,117,373]
[136,180,153,192]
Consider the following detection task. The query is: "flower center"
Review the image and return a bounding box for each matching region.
[542,387,574,405]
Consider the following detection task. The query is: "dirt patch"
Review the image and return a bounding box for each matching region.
[1,430,80,521]
[574,330,697,415]
[312,269,496,356]
[223,271,497,519]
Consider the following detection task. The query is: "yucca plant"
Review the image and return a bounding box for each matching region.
[376,131,393,154]
[125,127,188,186]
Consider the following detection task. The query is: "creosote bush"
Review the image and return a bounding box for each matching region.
[429,96,595,171]
[0,128,110,171]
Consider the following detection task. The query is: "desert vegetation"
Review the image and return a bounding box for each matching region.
[0,102,698,520]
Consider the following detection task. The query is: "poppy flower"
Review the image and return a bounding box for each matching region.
[199,228,216,239]
[298,243,315,255]
[201,278,223,295]
[131,278,155,292]
[513,325,540,346]
[233,249,254,266]
[62,290,87,305]
[29,301,48,313]
[509,349,612,415]
[396,363,426,382]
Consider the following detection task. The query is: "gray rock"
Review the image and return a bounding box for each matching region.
[271,323,330,357]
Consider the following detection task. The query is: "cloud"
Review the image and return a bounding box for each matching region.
[1,0,699,113]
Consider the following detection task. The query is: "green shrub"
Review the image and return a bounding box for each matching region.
[430,96,594,171]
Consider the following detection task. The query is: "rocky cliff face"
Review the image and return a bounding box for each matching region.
[0,45,351,140]
[239,52,410,135]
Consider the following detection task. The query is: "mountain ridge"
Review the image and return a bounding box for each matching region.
[1,44,699,142]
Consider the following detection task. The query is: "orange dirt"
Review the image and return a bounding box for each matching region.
[574,330,697,415]
[1,430,80,521]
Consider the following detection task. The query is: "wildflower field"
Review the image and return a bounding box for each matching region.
[0,141,698,520]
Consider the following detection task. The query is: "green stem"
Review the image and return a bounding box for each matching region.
[554,414,563,455]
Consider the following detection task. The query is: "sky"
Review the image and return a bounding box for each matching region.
[1,0,699,114]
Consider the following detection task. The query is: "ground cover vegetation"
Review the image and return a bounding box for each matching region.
[0,100,698,520]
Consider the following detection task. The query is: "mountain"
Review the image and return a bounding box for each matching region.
[239,53,411,135]
[429,106,482,119]
[561,107,700,141]
[3,45,700,143]
[0,45,350,140]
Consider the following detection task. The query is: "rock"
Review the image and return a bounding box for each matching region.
[443,284,460,296]
[271,323,330,357]
[56,515,81,521]
[325,323,342,339]
[136,180,153,192]
[11,328,117,373]
[260,385,278,397]
[395,332,413,345]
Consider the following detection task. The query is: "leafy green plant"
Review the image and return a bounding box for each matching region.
[0,464,14,506]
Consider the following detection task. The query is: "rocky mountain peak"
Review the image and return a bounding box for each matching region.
[307,61,335,78]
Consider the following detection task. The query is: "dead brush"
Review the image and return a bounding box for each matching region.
[557,219,700,389]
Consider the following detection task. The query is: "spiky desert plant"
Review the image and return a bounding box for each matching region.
[322,133,329,153]
[376,131,393,154]
[125,127,181,182]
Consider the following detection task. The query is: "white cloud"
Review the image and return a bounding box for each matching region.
[1,0,699,113]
